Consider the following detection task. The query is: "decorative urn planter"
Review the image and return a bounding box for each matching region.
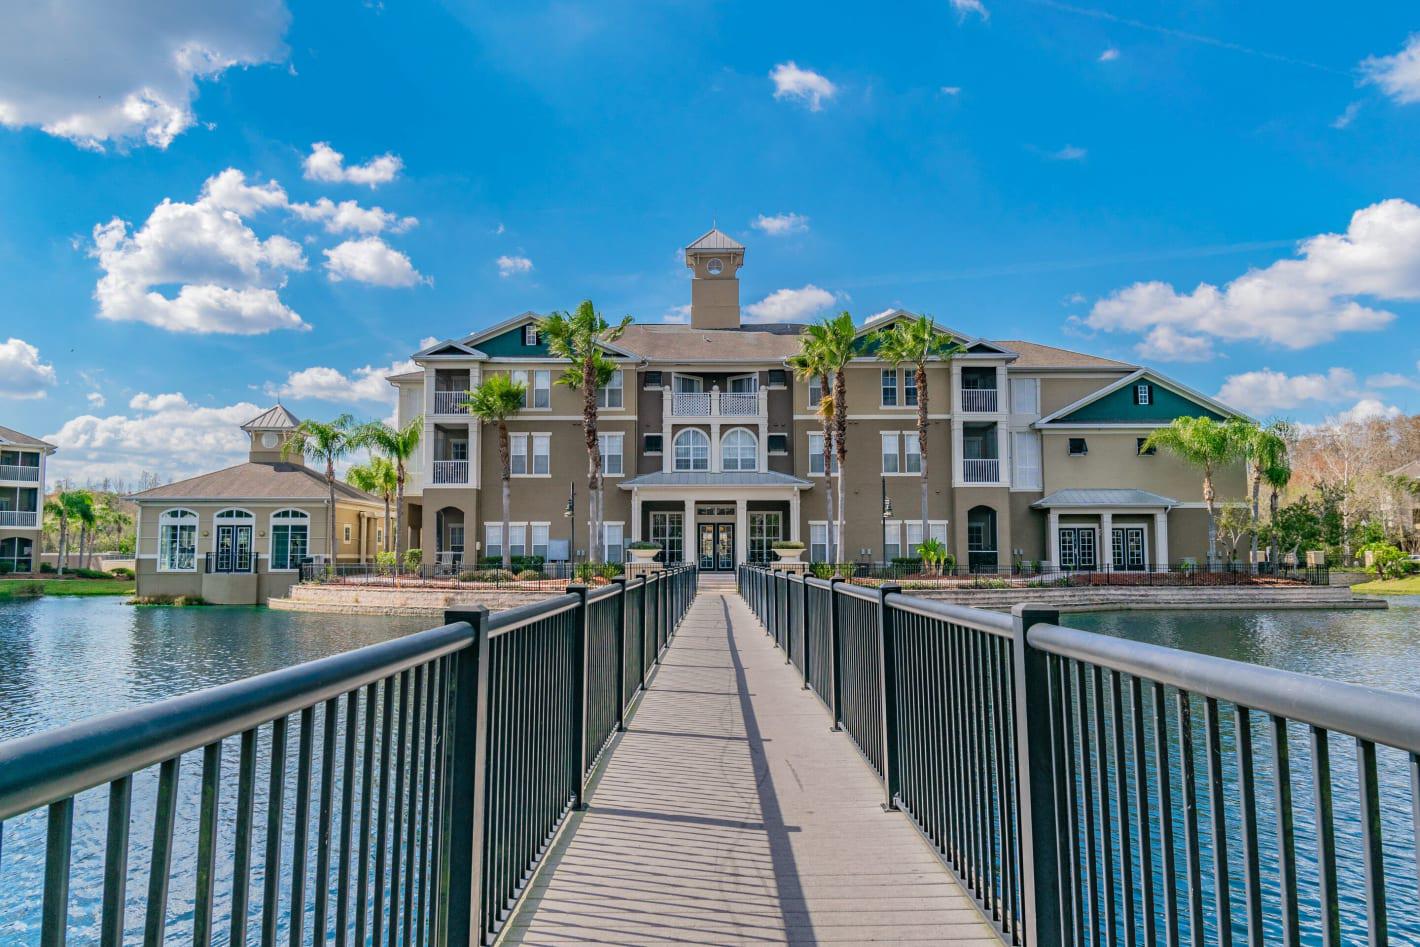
[629,547,661,563]
[773,547,804,563]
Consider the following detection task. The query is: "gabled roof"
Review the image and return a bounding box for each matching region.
[414,338,488,359]
[386,369,424,385]
[1034,368,1247,427]
[1032,489,1178,509]
[129,461,381,504]
[0,425,57,452]
[993,340,1136,372]
[240,405,299,432]
[617,324,805,361]
[618,470,810,489]
[686,228,744,252]
[852,311,1017,360]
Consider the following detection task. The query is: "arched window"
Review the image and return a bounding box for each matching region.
[720,428,758,471]
[158,508,198,572]
[0,536,33,572]
[270,508,310,571]
[673,429,710,471]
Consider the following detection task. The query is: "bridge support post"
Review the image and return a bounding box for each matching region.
[636,576,648,692]
[441,606,491,947]
[876,583,903,811]
[611,577,627,732]
[568,585,590,811]
[800,574,811,689]
[828,576,843,730]
[1012,603,1064,946]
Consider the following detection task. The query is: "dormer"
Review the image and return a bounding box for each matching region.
[241,405,301,463]
[685,228,745,329]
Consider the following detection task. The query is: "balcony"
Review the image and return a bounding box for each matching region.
[433,390,470,416]
[962,458,1000,484]
[0,465,40,483]
[432,460,470,485]
[959,388,998,413]
[668,388,766,419]
[0,511,39,528]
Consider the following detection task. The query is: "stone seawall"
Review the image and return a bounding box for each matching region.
[268,583,559,617]
[912,584,1382,612]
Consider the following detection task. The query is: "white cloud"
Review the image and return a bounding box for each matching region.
[86,392,106,408]
[274,358,416,404]
[497,255,534,278]
[770,62,838,111]
[1099,48,1120,62]
[323,237,426,287]
[290,197,416,235]
[303,142,403,187]
[1332,102,1362,129]
[662,304,691,325]
[744,285,837,324]
[1333,398,1403,425]
[1051,145,1087,161]
[1366,365,1420,389]
[0,338,57,399]
[45,393,262,483]
[940,86,962,96]
[950,0,989,21]
[866,308,898,324]
[1361,35,1420,105]
[0,2,288,150]
[90,169,308,335]
[1086,199,1420,351]
[1134,325,1215,362]
[1215,368,1358,414]
[752,213,809,236]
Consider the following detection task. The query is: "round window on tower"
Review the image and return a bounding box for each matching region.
[261,432,279,449]
[706,257,724,276]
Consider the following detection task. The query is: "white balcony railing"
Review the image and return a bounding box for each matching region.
[672,392,712,416]
[432,460,470,484]
[668,388,766,418]
[0,465,40,482]
[960,388,998,413]
[0,511,39,527]
[433,391,470,415]
[962,458,1000,483]
[719,392,758,416]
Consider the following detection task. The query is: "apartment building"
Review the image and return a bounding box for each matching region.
[0,425,55,573]
[388,228,1246,573]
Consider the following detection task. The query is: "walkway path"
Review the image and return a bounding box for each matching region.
[502,589,1001,945]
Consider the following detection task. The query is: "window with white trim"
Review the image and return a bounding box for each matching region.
[603,522,625,562]
[881,369,898,407]
[809,522,841,563]
[599,432,624,476]
[158,508,198,571]
[485,524,502,560]
[597,370,624,409]
[270,509,309,570]
[509,523,527,558]
[881,432,900,473]
[523,324,539,346]
[532,434,549,474]
[510,434,527,475]
[884,520,902,560]
[1012,431,1042,489]
[1011,378,1039,415]
[720,428,757,471]
[808,432,839,475]
[531,523,549,560]
[509,370,551,409]
[808,376,824,408]
[905,521,950,556]
[1135,383,1152,406]
[343,524,352,544]
[673,429,710,471]
[904,433,922,473]
[510,434,550,475]
[904,370,918,407]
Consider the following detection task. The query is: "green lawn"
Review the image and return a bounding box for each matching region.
[0,577,136,599]
[1352,575,1420,595]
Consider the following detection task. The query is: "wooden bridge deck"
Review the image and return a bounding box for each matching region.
[502,589,1002,946]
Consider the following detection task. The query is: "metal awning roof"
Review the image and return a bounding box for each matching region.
[619,470,810,489]
[1031,488,1178,509]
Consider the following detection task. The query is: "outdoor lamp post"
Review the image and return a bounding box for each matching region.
[881,476,893,562]
[564,481,575,566]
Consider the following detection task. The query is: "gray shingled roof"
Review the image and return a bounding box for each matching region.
[0,425,57,451]
[129,462,381,503]
[1032,489,1177,509]
[617,324,805,361]
[993,340,1136,371]
[619,470,810,489]
[686,228,744,251]
[240,405,300,431]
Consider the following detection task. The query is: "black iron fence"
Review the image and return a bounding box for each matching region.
[789,560,1330,587]
[740,564,1420,946]
[0,565,696,947]
[298,560,693,592]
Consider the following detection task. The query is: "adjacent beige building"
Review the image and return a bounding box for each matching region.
[128,406,384,604]
[388,227,1247,574]
[0,425,54,573]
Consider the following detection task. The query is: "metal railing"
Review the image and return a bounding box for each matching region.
[794,560,1331,587]
[0,510,39,527]
[0,463,41,482]
[432,390,469,415]
[432,459,469,484]
[739,564,1420,946]
[963,457,1001,483]
[298,560,677,590]
[0,565,697,947]
[961,387,999,413]
[203,552,260,574]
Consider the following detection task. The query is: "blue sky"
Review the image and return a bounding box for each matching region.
[1,1,1418,482]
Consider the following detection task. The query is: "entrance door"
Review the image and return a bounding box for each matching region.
[1059,527,1097,569]
[216,524,254,572]
[698,523,735,571]
[1112,527,1146,571]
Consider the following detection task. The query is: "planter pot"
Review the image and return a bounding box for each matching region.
[629,548,660,562]
[773,549,804,563]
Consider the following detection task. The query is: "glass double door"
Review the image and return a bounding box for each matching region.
[698,523,734,572]
[215,524,253,572]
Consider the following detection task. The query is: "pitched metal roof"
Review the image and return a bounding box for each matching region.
[618,470,810,489]
[129,462,381,504]
[0,425,57,451]
[1031,489,1178,509]
[240,405,300,431]
[686,228,745,251]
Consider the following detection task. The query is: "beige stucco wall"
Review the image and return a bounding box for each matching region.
[134,499,380,566]
[1041,431,1246,502]
[1037,374,1129,415]
[794,362,955,416]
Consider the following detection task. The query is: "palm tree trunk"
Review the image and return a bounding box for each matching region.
[819,374,835,563]
[1269,488,1281,571]
[395,464,407,560]
[917,365,929,550]
[1203,466,1217,569]
[383,494,392,553]
[327,458,337,570]
[1250,468,1261,572]
[499,422,512,571]
[583,359,603,562]
[833,369,848,565]
[58,516,67,574]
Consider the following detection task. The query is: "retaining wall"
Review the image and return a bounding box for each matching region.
[911,584,1382,612]
[268,582,558,616]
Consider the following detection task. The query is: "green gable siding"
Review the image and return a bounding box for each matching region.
[1057,380,1227,423]
[477,322,551,357]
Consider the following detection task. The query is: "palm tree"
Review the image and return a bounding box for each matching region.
[44,495,68,573]
[352,416,423,561]
[283,415,357,568]
[788,337,837,562]
[873,315,966,552]
[69,490,96,569]
[539,302,632,562]
[1262,451,1293,571]
[1238,421,1289,571]
[346,456,397,556]
[819,312,858,556]
[463,374,528,570]
[1143,416,1247,567]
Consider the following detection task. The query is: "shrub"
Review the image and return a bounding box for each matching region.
[108,567,135,579]
[574,561,622,582]
[478,555,545,572]
[0,562,11,575]
[1360,542,1414,580]
[131,594,208,606]
[772,540,806,550]
[890,557,924,571]
[460,569,515,583]
[627,541,662,551]
[39,562,56,574]
[71,567,113,579]
[8,580,44,597]
[375,550,398,574]
[403,548,423,572]
[809,562,836,580]
[515,569,543,581]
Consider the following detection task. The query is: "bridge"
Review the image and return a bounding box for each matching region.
[1,566,1417,945]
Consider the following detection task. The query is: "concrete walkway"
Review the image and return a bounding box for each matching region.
[502,589,1001,946]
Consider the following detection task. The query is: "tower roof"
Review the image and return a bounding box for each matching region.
[241,404,300,432]
[686,227,744,252]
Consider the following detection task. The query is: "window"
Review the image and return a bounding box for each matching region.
[643,370,663,388]
[904,434,921,474]
[881,432,900,473]
[721,429,757,471]
[767,433,789,454]
[531,523,549,560]
[376,527,383,546]
[450,438,468,461]
[881,369,898,407]
[523,324,539,346]
[485,524,502,560]
[674,374,704,394]
[808,376,824,407]
[0,537,32,572]
[644,433,663,455]
[808,432,839,475]
[1011,378,1039,415]
[597,369,624,409]
[158,509,197,571]
[1134,383,1152,406]
[343,524,352,544]
[748,512,781,563]
[1012,431,1042,489]
[270,509,309,570]
[906,521,950,557]
[1068,437,1088,456]
[599,433,624,476]
[767,369,787,387]
[673,429,710,471]
[509,524,527,558]
[728,374,759,393]
[809,522,841,563]
[510,370,551,409]
[510,435,527,475]
[510,434,550,475]
[603,522,625,562]
[903,370,918,407]
[884,521,902,560]
[532,434,550,474]
[650,512,683,563]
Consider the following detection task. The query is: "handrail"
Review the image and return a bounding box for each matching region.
[0,621,472,822]
[486,592,580,637]
[883,589,1014,637]
[1029,621,1420,754]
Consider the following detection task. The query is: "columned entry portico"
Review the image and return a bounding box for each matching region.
[1033,488,1177,572]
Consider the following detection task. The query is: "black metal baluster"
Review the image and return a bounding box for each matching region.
[1057,658,1085,946]
[336,691,359,947]
[1310,726,1340,947]
[1234,707,1262,946]
[100,776,132,947]
[1130,678,1156,947]
[193,746,221,947]
[374,674,396,947]
[262,717,288,947]
[1271,716,1299,947]
[1357,738,1388,945]
[41,798,73,947]
[291,706,315,947]
[232,728,258,947]
[355,683,378,947]
[1152,684,1179,947]
[1109,669,1134,947]
[1076,661,1099,944]
[1177,693,1203,947]
[402,666,425,947]
[314,697,339,945]
[143,757,180,946]
[1203,698,1231,945]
